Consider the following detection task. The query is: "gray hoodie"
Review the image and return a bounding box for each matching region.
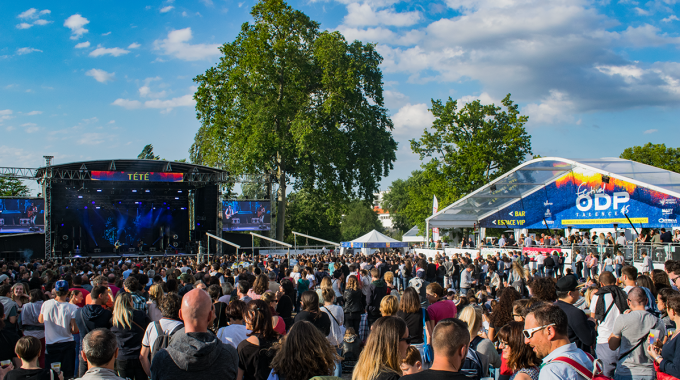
[79,367,126,380]
[150,331,238,380]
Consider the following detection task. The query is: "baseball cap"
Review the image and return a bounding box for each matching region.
[55,280,69,292]
[556,276,578,292]
[0,274,8,283]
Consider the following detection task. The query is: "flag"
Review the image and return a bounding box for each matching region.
[432,195,440,242]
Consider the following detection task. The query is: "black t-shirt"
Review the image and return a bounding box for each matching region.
[212,302,229,332]
[396,310,428,344]
[0,329,20,361]
[237,335,278,380]
[110,309,151,360]
[276,294,294,329]
[427,263,437,278]
[402,369,470,380]
[5,368,53,380]
[293,310,331,336]
[375,369,400,380]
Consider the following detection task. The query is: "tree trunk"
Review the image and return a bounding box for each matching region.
[276,151,286,242]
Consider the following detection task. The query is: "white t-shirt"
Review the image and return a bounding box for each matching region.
[623,285,635,294]
[291,272,301,283]
[218,295,231,304]
[217,324,251,349]
[589,293,622,344]
[306,274,316,287]
[142,318,184,348]
[536,255,545,265]
[40,300,77,345]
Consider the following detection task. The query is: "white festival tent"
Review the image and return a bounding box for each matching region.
[340,229,407,254]
[402,225,425,243]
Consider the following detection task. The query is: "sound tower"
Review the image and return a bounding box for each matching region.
[194,185,218,246]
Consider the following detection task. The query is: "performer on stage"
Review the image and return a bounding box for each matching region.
[224,204,235,230]
[27,203,38,230]
[114,240,121,254]
[256,204,266,226]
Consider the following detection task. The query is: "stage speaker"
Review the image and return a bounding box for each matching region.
[673,246,680,261]
[149,247,156,252]
[128,248,136,253]
[93,248,101,253]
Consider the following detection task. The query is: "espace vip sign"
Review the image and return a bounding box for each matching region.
[480,167,680,229]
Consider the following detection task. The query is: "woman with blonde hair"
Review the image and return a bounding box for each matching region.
[146,283,164,322]
[352,316,409,380]
[343,275,365,334]
[11,282,30,310]
[458,306,501,368]
[270,321,338,380]
[111,292,151,380]
[380,295,399,317]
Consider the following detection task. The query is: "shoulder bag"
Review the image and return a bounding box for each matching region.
[422,308,434,364]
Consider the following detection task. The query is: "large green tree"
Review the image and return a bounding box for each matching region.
[191,0,397,241]
[284,189,343,243]
[620,143,680,173]
[0,176,30,196]
[341,201,382,241]
[408,95,532,229]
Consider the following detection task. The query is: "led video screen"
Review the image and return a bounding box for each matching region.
[222,200,271,231]
[0,198,44,233]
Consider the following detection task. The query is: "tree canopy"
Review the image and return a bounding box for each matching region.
[340,201,382,241]
[138,144,160,160]
[191,0,397,240]
[284,189,342,243]
[0,176,30,197]
[620,143,680,173]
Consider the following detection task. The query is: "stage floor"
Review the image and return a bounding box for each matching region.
[0,226,45,233]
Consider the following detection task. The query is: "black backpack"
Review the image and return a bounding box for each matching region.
[544,256,555,268]
[151,322,184,359]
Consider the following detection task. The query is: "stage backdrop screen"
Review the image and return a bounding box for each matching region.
[0,198,45,233]
[223,200,271,231]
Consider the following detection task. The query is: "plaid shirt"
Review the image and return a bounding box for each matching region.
[131,292,147,313]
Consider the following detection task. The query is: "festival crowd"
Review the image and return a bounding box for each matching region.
[0,248,678,380]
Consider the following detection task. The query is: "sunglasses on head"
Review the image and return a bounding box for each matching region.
[522,323,555,339]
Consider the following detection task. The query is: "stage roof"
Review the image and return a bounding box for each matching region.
[426,157,680,229]
[37,159,225,174]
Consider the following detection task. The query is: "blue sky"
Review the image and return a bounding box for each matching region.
[2,0,680,196]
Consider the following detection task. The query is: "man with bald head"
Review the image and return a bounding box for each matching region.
[150,289,238,380]
[608,287,665,380]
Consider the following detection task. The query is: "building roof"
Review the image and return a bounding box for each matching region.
[426,157,680,228]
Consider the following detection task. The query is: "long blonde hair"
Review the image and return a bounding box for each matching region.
[352,316,406,380]
[458,305,482,338]
[112,292,134,329]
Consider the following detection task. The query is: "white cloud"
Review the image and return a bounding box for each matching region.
[21,123,36,127]
[6,126,15,132]
[200,0,214,5]
[18,8,50,19]
[16,23,32,29]
[662,15,680,22]
[634,7,650,15]
[128,42,141,49]
[595,64,644,82]
[153,28,221,61]
[108,120,115,124]
[89,46,130,57]
[644,128,658,134]
[77,133,112,145]
[75,41,91,49]
[457,92,501,106]
[33,19,51,26]
[86,68,115,83]
[160,6,175,13]
[0,110,12,121]
[384,89,410,110]
[391,103,435,136]
[16,47,42,55]
[26,111,42,115]
[523,90,576,125]
[343,3,421,27]
[64,14,90,40]
[112,99,142,109]
[102,31,111,36]
[139,86,167,98]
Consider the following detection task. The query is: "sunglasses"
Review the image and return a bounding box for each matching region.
[400,336,413,344]
[522,323,555,339]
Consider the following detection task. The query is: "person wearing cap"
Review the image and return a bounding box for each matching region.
[554,275,596,353]
[39,280,79,378]
[0,274,10,286]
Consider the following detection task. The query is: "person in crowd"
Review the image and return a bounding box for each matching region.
[400,346,423,376]
[123,277,147,314]
[657,288,678,329]
[621,266,638,293]
[498,321,539,380]
[146,284,164,322]
[294,291,331,336]
[648,293,680,378]
[79,328,127,380]
[4,336,62,380]
[111,292,151,380]
[151,289,238,380]
[21,289,46,368]
[276,279,295,330]
[460,265,475,296]
[85,276,113,310]
[425,283,457,326]
[488,287,521,342]
[177,274,195,298]
[237,299,280,380]
[636,275,660,314]
[366,268,389,327]
[608,287,665,380]
[554,276,596,352]
[261,291,286,335]
[0,284,19,333]
[0,303,21,379]
[381,295,399,317]
[208,285,229,334]
[352,316,410,380]
[269,321,339,380]
[267,271,279,293]
[590,271,628,378]
[400,318,470,380]
[458,305,501,368]
[74,285,113,376]
[248,274,269,301]
[343,275,365,334]
[527,277,556,302]
[523,304,593,380]
[38,280,78,379]
[140,293,184,377]
[396,287,431,367]
[217,300,251,349]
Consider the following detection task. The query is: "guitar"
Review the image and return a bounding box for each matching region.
[114,241,122,250]
[257,206,265,219]
[27,207,36,218]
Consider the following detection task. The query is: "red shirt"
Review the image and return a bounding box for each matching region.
[69,287,90,308]
[426,299,457,325]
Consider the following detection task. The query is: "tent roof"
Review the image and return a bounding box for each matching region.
[402,225,425,242]
[403,225,421,237]
[426,157,680,228]
[351,229,400,243]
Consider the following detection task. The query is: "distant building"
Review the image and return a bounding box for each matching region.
[373,191,393,230]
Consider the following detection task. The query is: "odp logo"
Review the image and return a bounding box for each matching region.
[576,191,630,212]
